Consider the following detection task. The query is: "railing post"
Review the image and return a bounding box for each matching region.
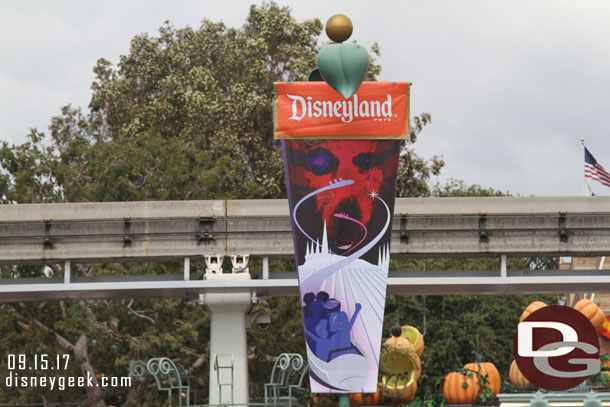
[263,256,269,280]
[64,260,71,284]
[184,257,190,281]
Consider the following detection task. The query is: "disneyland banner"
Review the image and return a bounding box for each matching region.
[274,82,410,139]
[276,81,408,394]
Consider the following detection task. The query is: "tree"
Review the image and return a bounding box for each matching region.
[397,113,444,197]
[0,6,440,204]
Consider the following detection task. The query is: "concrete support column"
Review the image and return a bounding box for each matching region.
[201,281,251,406]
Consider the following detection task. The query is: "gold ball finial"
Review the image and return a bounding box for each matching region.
[325,14,353,43]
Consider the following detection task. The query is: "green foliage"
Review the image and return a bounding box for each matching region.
[2,4,318,202]
[432,179,509,197]
[398,397,446,407]
[586,354,610,388]
[0,294,210,405]
[397,113,445,198]
[0,5,436,204]
[384,292,556,401]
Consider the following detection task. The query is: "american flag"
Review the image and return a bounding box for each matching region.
[585,147,610,188]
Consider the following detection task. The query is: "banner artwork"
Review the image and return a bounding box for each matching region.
[281,138,400,393]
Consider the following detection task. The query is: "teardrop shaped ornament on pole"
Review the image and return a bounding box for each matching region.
[317,43,369,99]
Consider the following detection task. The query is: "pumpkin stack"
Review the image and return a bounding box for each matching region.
[443,361,501,405]
[381,325,422,405]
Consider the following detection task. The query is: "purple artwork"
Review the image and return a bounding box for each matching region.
[282,139,400,393]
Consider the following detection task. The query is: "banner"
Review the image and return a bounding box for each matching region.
[274,82,410,139]
[282,138,400,393]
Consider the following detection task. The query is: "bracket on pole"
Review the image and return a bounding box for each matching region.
[230,255,250,274]
[478,213,488,243]
[198,216,215,242]
[44,219,53,249]
[123,217,132,247]
[559,212,568,243]
[205,255,224,275]
[400,214,409,244]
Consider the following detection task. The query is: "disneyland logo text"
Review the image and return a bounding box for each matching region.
[286,94,393,123]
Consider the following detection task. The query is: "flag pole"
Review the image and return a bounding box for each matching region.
[581,138,587,196]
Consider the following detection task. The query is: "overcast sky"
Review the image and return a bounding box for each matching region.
[2,0,610,197]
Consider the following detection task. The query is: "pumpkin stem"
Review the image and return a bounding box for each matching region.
[472,351,483,363]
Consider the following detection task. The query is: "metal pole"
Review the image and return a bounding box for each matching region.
[422,295,427,336]
[582,138,588,196]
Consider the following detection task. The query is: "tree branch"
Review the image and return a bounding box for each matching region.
[123,301,156,324]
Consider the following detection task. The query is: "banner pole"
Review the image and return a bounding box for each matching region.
[580,137,587,196]
[581,138,587,196]
[277,14,409,396]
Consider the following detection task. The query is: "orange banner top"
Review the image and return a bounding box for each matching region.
[273,81,410,139]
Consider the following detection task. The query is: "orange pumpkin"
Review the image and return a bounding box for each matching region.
[382,374,417,405]
[599,315,610,339]
[509,360,530,390]
[443,371,480,405]
[349,382,386,406]
[463,362,501,398]
[385,334,413,350]
[401,325,424,357]
[520,301,546,322]
[574,298,605,330]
